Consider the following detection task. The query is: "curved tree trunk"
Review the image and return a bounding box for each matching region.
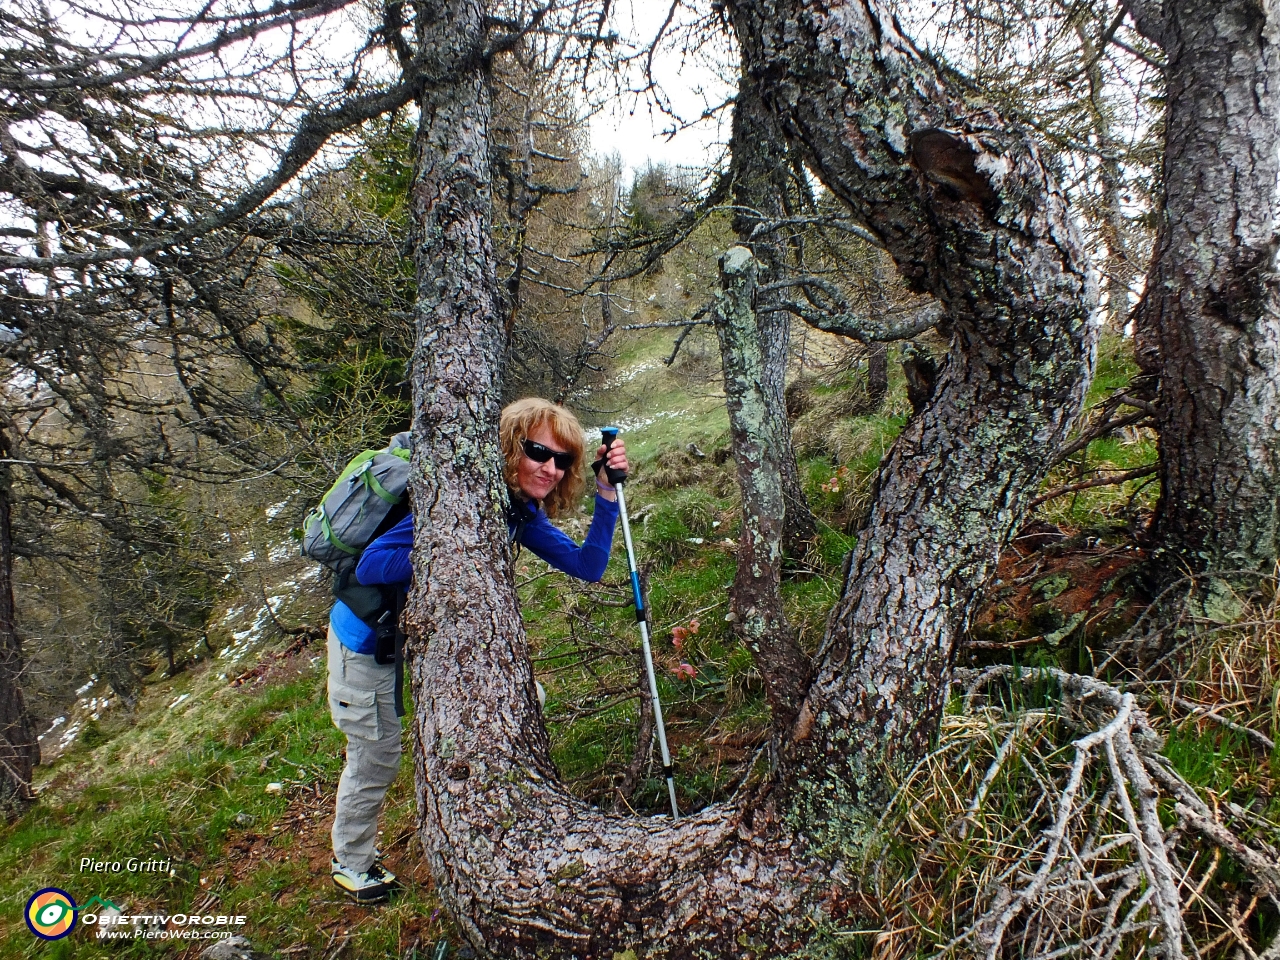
[406,0,1097,954]
[733,0,1097,816]
[1129,0,1280,573]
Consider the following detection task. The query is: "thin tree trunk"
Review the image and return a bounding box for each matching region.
[866,342,889,408]
[407,0,1097,953]
[1076,20,1137,333]
[729,82,819,556]
[713,247,812,729]
[0,426,36,815]
[1128,0,1280,573]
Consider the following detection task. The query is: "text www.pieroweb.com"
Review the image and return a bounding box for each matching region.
[96,926,233,940]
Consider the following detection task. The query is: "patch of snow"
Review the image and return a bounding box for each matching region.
[53,720,82,752]
[268,542,295,563]
[221,603,277,662]
[216,572,314,665]
[607,408,690,435]
[603,360,661,389]
[168,694,190,710]
[230,624,257,644]
[38,716,67,741]
[265,499,291,519]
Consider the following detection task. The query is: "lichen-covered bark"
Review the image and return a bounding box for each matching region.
[0,427,35,814]
[713,247,812,729]
[408,0,1096,954]
[733,0,1099,826]
[728,83,818,555]
[1131,0,1280,572]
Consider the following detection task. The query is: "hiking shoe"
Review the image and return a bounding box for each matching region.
[331,859,398,903]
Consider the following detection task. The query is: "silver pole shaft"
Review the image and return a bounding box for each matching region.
[612,482,680,819]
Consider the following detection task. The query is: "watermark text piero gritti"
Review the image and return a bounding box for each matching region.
[80,856,174,874]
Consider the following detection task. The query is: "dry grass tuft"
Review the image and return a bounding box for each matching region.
[863,649,1280,960]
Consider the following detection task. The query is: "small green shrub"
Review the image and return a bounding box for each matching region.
[79,720,110,749]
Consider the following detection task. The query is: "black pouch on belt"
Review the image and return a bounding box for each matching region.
[373,593,398,666]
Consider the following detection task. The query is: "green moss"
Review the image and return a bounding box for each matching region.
[1031,573,1070,599]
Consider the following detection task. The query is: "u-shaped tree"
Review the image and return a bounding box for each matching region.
[403,0,1097,954]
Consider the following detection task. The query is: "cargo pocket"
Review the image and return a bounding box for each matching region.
[328,679,380,741]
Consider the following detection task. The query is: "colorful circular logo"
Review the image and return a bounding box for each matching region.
[25,888,77,940]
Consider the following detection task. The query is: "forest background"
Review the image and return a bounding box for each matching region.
[1,0,1279,957]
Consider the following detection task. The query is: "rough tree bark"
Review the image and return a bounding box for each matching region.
[727,82,819,557]
[0,426,36,814]
[712,247,812,729]
[406,0,1097,954]
[407,7,822,954]
[1126,0,1280,573]
[731,0,1097,819]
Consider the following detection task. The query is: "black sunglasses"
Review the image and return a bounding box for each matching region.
[522,438,575,471]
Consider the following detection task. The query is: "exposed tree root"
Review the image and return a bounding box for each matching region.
[867,666,1280,960]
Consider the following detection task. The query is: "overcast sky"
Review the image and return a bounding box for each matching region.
[586,2,735,181]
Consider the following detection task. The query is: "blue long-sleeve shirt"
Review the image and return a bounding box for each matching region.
[329,494,620,653]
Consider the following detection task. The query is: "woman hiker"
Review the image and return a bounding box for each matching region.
[325,398,630,902]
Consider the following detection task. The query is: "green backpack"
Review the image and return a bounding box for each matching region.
[301,432,412,623]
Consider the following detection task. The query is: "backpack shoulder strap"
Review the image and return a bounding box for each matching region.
[391,590,407,718]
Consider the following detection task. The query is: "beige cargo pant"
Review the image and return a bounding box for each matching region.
[327,628,402,874]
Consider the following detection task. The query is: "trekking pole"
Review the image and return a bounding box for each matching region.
[599,426,680,819]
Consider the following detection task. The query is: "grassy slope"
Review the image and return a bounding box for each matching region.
[13,328,1277,959]
[2,624,446,957]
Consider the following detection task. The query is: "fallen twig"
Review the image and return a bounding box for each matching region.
[1030,465,1158,508]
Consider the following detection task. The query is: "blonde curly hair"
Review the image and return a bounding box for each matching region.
[499,398,586,518]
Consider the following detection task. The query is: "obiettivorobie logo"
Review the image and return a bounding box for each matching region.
[24,891,123,941]
[25,888,78,940]
[25,886,244,942]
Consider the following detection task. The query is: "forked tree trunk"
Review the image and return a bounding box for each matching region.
[1128,0,1280,573]
[406,0,1096,954]
[733,0,1098,819]
[0,427,36,814]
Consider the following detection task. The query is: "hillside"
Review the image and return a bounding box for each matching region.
[5,326,1279,960]
[1,322,778,958]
